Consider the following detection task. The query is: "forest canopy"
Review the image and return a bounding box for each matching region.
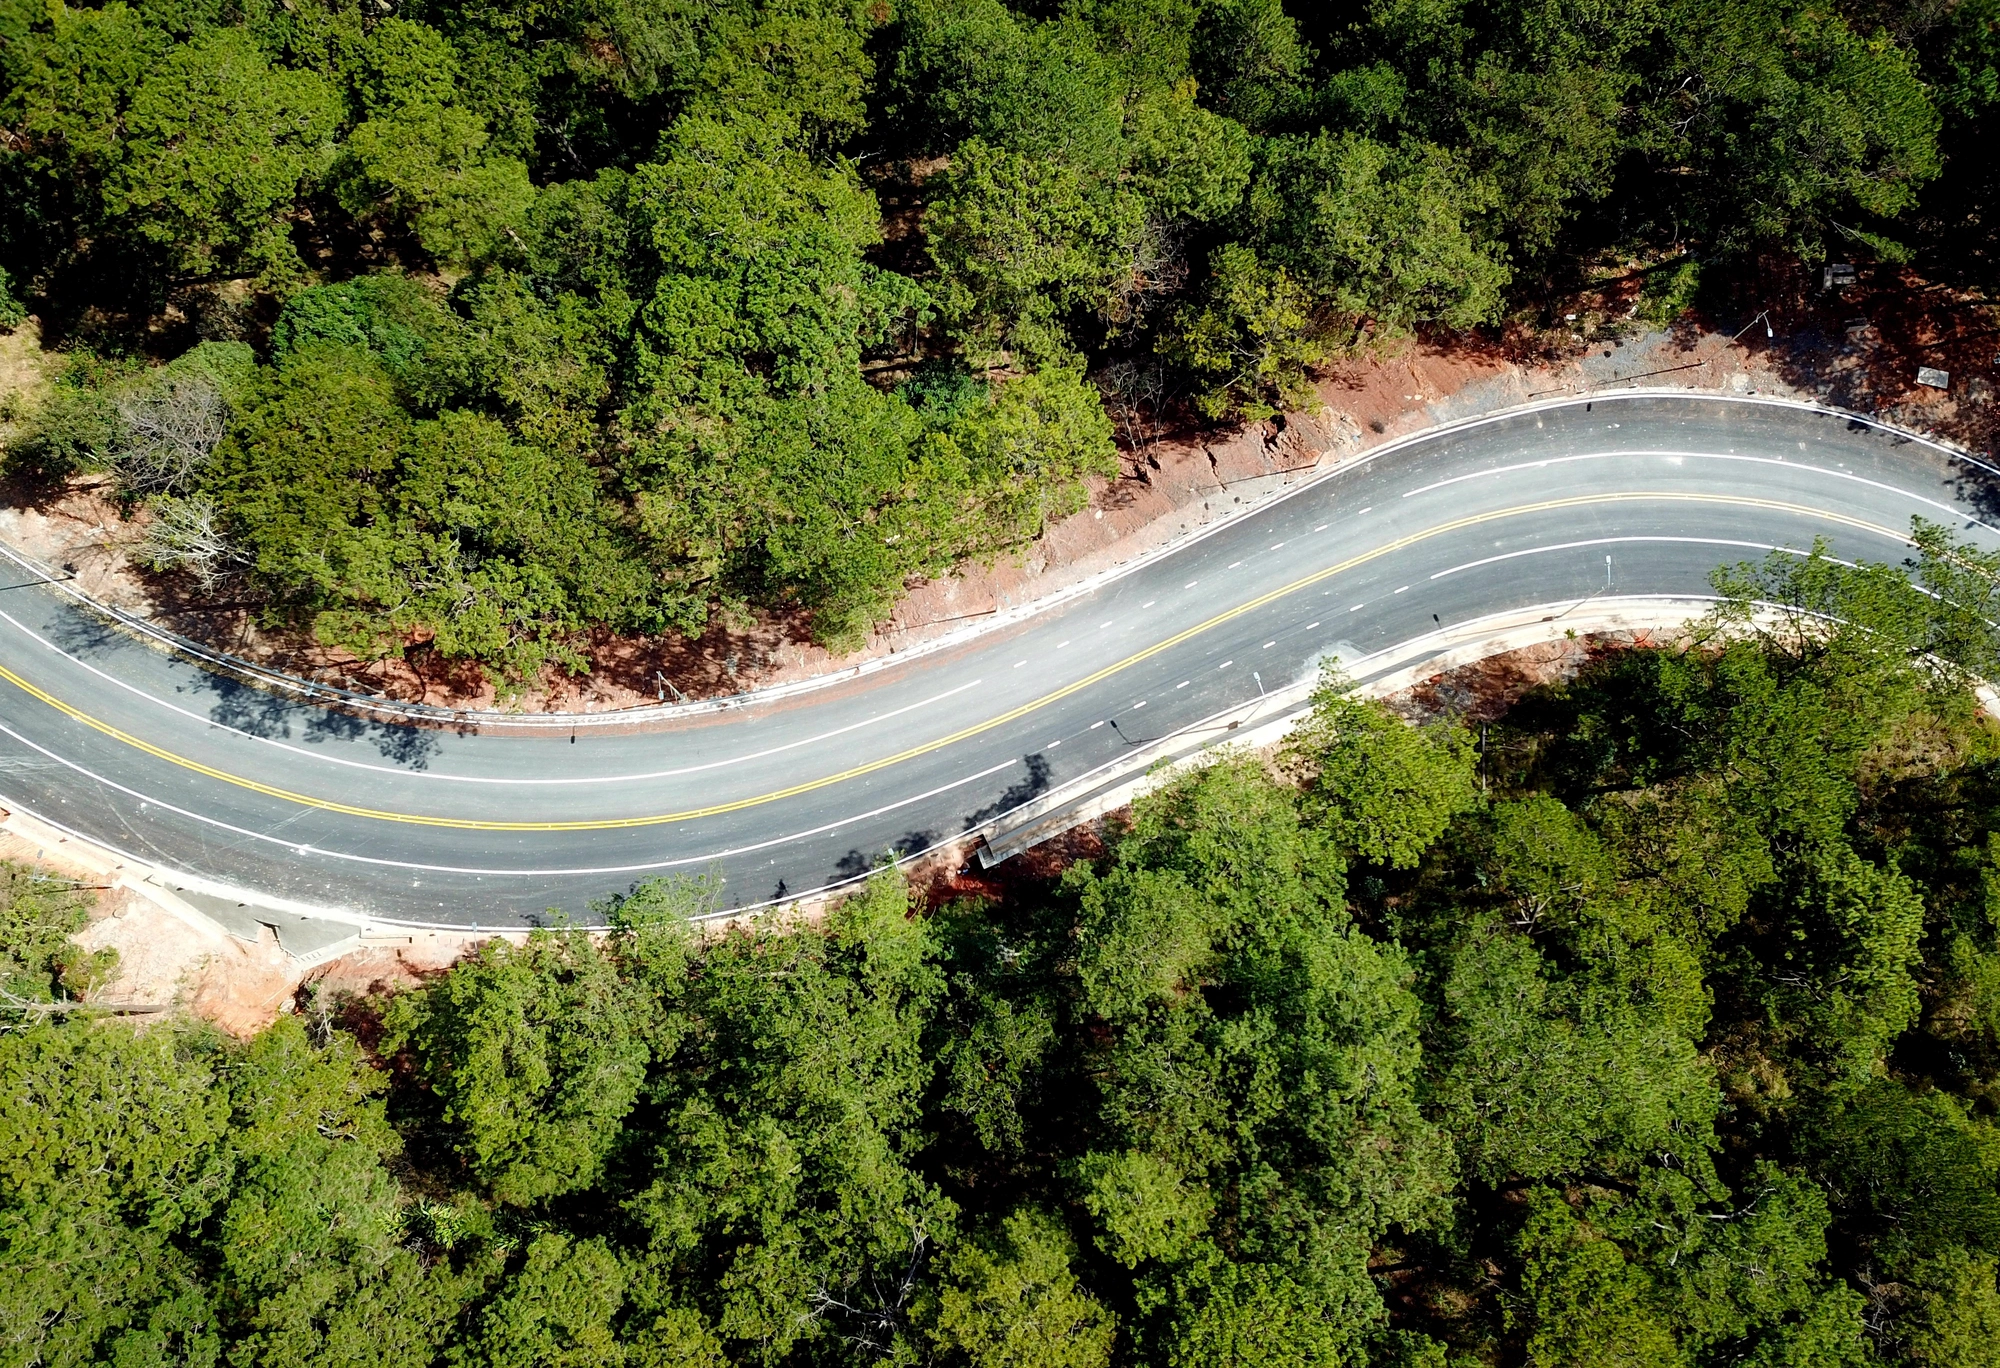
[8,537,2000,1366]
[2,0,1996,677]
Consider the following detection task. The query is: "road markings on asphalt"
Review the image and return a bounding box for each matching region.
[0,719,1029,879]
[1396,449,1999,534]
[0,607,992,787]
[0,491,1919,833]
[1429,535,1783,580]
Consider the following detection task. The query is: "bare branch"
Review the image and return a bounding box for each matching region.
[110,375,229,497]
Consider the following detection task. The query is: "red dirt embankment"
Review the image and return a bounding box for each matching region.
[3,317,1897,715]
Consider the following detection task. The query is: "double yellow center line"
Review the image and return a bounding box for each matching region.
[0,493,1904,831]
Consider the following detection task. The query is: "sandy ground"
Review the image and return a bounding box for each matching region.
[0,802,500,1036]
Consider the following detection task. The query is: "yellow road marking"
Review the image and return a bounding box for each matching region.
[0,493,1906,831]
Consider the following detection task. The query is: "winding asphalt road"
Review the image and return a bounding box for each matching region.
[1,392,1994,928]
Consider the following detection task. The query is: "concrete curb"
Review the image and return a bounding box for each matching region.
[4,388,1988,945]
[3,390,1984,736]
[977,596,1724,866]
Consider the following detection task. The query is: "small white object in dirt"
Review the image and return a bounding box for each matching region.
[1917,366,1951,390]
[1564,313,1577,321]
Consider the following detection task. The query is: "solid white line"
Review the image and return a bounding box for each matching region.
[1398,448,1999,534]
[1,392,1983,741]
[0,723,1024,877]
[1429,536,1791,579]
[0,607,988,788]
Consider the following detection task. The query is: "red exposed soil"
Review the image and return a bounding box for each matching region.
[2,267,1994,719]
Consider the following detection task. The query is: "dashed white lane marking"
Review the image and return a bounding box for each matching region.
[1349,604,1364,611]
[1270,542,1284,549]
[1058,640,1070,648]
[1358,507,1372,514]
[1133,701,1147,709]
[1090,720,1106,729]
[1306,622,1319,629]
[1185,581,1198,588]
[1394,585,1410,593]
[1262,641,1276,648]
[1228,560,1243,568]
[1176,681,1190,688]
[1013,660,1026,668]
[1142,600,1155,607]
[1219,660,1234,668]
[1314,524,1328,531]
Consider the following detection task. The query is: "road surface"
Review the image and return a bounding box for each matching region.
[1,392,1993,927]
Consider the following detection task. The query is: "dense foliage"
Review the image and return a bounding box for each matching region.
[3,0,1995,678]
[7,538,2000,1365]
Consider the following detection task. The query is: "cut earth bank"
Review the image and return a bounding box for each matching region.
[9,308,1996,1033]
[8,315,1990,716]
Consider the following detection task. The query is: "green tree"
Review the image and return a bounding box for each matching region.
[1158,243,1329,420]
[1249,133,1511,335]
[335,104,533,270]
[925,137,1141,369]
[383,929,651,1206]
[110,29,341,280]
[1067,759,1452,1359]
[0,863,114,1011]
[1280,671,1481,870]
[1904,1249,2000,1368]
[623,870,950,1361]
[925,1208,1117,1368]
[461,1234,625,1368]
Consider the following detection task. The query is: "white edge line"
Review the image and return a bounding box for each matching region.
[2,390,1974,732]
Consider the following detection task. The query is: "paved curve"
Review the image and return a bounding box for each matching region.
[1,392,1995,927]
